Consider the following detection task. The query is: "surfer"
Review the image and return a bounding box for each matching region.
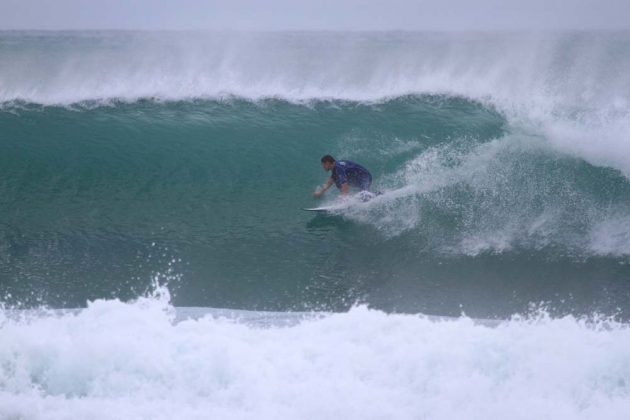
[313,155,372,198]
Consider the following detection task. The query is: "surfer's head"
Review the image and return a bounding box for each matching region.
[320,154,335,171]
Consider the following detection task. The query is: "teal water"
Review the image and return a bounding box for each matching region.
[2,97,630,317]
[2,32,630,318]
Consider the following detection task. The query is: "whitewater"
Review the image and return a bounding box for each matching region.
[2,30,630,419]
[1,290,630,420]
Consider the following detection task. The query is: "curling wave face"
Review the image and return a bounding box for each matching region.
[1,31,630,317]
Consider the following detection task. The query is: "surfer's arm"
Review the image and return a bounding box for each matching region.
[313,178,334,198]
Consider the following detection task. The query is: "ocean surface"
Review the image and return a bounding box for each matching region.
[1,31,630,419]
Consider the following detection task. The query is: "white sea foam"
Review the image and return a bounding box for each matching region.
[588,216,630,256]
[0,293,629,420]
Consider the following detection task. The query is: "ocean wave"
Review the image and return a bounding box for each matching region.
[3,32,630,313]
[2,31,629,175]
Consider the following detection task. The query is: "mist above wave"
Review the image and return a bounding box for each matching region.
[0,31,626,106]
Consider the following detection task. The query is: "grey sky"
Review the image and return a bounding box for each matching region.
[1,0,629,31]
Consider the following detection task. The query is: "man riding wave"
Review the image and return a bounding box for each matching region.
[313,155,372,198]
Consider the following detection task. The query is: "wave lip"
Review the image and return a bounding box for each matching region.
[1,295,630,420]
[3,30,630,178]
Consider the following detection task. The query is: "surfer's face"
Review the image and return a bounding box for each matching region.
[322,161,334,171]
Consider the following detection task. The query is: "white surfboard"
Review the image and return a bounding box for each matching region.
[302,201,349,212]
[301,206,342,213]
[302,191,382,213]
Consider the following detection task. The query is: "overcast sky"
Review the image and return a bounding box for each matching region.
[1,0,629,31]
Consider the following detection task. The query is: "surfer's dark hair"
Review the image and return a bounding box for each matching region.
[321,155,335,164]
